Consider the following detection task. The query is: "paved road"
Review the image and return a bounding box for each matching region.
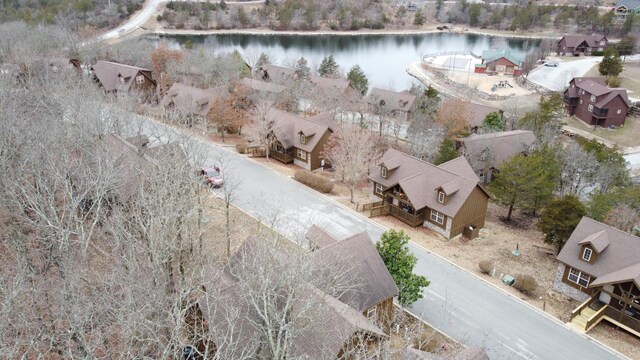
[527,57,603,91]
[125,116,623,360]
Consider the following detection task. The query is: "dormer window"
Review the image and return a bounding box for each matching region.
[590,94,596,102]
[582,247,593,262]
[300,134,306,144]
[136,75,145,84]
[119,76,126,84]
[438,191,445,204]
[381,166,387,178]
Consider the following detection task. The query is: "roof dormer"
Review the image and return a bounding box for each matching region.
[577,230,609,264]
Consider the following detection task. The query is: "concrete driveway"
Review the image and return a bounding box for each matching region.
[125,116,624,360]
[527,57,602,91]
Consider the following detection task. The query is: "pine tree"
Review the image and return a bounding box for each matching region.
[433,138,458,165]
[294,57,311,80]
[599,47,624,77]
[480,112,504,133]
[318,54,339,78]
[347,64,369,96]
[538,196,587,251]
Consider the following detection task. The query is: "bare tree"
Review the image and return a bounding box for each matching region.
[246,101,277,160]
[323,126,386,203]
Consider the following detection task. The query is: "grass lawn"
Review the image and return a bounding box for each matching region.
[563,115,640,148]
[582,58,640,97]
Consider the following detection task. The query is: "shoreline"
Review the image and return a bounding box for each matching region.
[149,26,562,40]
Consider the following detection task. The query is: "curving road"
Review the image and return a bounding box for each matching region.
[123,114,625,360]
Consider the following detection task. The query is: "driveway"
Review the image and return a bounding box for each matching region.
[126,116,623,360]
[527,57,602,91]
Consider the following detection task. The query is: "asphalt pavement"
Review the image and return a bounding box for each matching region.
[527,57,603,92]
[125,115,624,360]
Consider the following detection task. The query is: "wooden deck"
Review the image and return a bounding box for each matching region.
[360,200,424,227]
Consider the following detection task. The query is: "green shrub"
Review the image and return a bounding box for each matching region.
[294,170,334,193]
[478,260,493,274]
[607,76,621,87]
[156,14,163,22]
[591,50,604,56]
[514,274,538,294]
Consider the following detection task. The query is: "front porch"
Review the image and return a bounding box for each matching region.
[360,198,425,227]
[270,144,294,164]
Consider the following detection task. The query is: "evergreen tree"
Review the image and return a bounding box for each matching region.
[538,195,587,251]
[433,138,458,165]
[376,230,430,306]
[599,47,623,77]
[480,112,504,132]
[347,64,369,96]
[294,56,311,80]
[255,52,271,71]
[413,9,425,26]
[318,54,339,78]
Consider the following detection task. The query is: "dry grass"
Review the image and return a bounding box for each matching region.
[563,115,640,148]
[583,58,640,98]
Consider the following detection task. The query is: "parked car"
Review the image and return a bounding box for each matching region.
[200,166,224,188]
[545,62,559,67]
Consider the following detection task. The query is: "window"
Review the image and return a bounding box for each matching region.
[136,75,145,84]
[579,89,584,95]
[375,183,384,194]
[300,134,306,144]
[296,149,307,160]
[366,307,376,320]
[588,104,593,112]
[381,166,387,178]
[568,268,591,288]
[617,109,622,115]
[582,247,593,261]
[430,210,444,225]
[590,95,596,102]
[438,191,445,204]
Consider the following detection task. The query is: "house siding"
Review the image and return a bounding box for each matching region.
[308,130,332,171]
[552,263,591,302]
[485,57,519,75]
[572,91,628,127]
[450,186,490,238]
[363,297,394,333]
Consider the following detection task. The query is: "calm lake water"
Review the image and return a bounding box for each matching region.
[162,33,540,91]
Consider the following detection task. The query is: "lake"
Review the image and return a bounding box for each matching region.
[161,33,540,91]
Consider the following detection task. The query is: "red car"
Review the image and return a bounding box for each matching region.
[200,166,224,188]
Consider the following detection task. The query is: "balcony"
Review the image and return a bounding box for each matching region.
[592,107,609,118]
[563,95,578,106]
[270,149,294,163]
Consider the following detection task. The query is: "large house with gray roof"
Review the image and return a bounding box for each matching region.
[457,130,536,183]
[554,217,640,337]
[268,108,336,171]
[90,60,156,100]
[368,88,417,121]
[160,82,228,129]
[563,76,630,128]
[365,149,490,239]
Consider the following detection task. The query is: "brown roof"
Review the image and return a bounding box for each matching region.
[576,79,614,97]
[91,60,153,92]
[372,149,486,217]
[459,130,536,170]
[595,89,631,108]
[557,217,640,287]
[260,64,296,84]
[313,231,399,312]
[269,108,335,152]
[305,224,338,250]
[466,103,501,128]
[570,77,607,86]
[238,77,286,94]
[560,34,607,48]
[160,82,227,117]
[571,77,631,107]
[310,75,350,93]
[368,88,417,112]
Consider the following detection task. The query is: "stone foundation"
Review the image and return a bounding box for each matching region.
[552,263,590,302]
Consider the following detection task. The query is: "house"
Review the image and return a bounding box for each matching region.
[368,88,417,121]
[366,148,490,239]
[457,130,536,183]
[474,48,525,76]
[259,63,296,84]
[311,229,400,331]
[556,34,608,56]
[466,103,503,133]
[563,77,630,128]
[554,217,640,337]
[188,236,390,359]
[615,0,640,19]
[268,108,337,171]
[160,82,228,128]
[90,60,156,100]
[237,77,286,96]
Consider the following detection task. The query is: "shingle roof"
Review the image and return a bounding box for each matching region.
[595,89,631,108]
[466,103,501,128]
[459,130,536,170]
[560,34,607,48]
[260,64,296,84]
[238,77,286,94]
[557,217,640,287]
[313,231,399,312]
[91,60,153,92]
[368,88,417,112]
[571,78,631,107]
[160,83,227,117]
[269,108,336,152]
[576,79,614,97]
[578,230,610,253]
[371,149,485,217]
[311,75,350,93]
[305,224,338,250]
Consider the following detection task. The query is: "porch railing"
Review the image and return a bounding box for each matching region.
[270,150,294,163]
[389,205,425,227]
[570,295,598,321]
[585,305,607,331]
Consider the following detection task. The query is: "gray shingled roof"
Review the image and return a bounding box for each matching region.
[460,130,536,170]
[269,108,336,152]
[466,103,501,128]
[313,231,399,312]
[238,77,286,94]
[305,224,338,250]
[557,217,640,287]
[371,149,486,218]
[91,60,153,92]
[160,83,227,117]
[368,87,417,112]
